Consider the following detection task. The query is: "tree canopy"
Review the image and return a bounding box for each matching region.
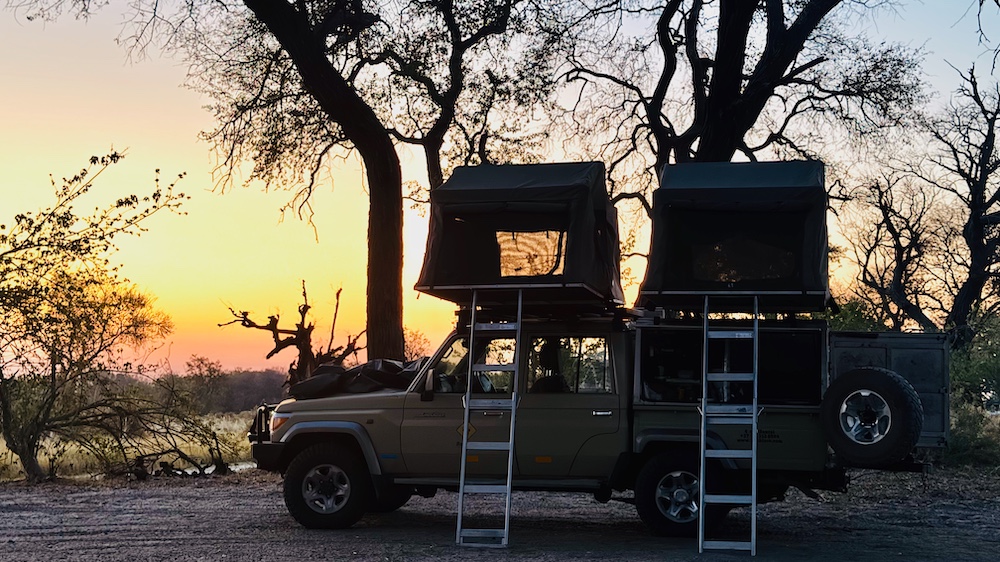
[845,67,1000,350]
[0,154,188,482]
[555,0,924,205]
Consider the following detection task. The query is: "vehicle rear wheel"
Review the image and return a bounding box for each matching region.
[821,368,923,468]
[635,451,727,537]
[283,443,371,529]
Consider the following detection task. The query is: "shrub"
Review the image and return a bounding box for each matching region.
[943,400,1000,466]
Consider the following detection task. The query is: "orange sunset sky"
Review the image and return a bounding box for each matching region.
[1,5,461,371]
[2,2,996,372]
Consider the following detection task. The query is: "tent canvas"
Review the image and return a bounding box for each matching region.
[640,160,828,311]
[416,162,624,306]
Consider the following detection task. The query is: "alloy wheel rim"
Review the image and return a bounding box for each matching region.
[302,464,351,514]
[654,469,700,523]
[839,389,892,445]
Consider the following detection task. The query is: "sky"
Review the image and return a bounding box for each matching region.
[1,1,998,372]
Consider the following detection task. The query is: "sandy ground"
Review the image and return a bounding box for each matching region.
[1,467,998,562]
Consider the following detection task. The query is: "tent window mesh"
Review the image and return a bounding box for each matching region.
[693,238,796,282]
[496,230,567,277]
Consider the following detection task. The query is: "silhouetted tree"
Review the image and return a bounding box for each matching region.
[403,327,432,361]
[9,0,566,361]
[557,0,925,205]
[0,153,189,482]
[221,282,364,388]
[844,68,1000,350]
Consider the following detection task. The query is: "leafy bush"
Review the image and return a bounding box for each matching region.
[943,401,1000,466]
[950,338,1000,409]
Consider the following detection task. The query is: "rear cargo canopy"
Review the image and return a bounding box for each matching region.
[640,160,829,311]
[416,162,624,306]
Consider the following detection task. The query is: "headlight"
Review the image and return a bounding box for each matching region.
[270,412,292,434]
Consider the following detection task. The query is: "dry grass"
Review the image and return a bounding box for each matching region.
[0,411,255,481]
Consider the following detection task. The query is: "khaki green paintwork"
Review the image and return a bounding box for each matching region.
[268,319,842,488]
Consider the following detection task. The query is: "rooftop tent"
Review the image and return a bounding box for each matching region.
[415,162,624,306]
[639,160,829,311]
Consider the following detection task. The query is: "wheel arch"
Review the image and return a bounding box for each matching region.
[278,421,382,476]
[617,433,734,490]
[634,432,738,468]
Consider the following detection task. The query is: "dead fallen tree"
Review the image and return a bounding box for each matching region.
[220,281,365,388]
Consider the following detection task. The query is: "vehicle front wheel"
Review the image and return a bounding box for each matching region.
[634,451,727,537]
[283,443,371,529]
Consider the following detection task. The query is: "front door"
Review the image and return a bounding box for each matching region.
[400,334,516,478]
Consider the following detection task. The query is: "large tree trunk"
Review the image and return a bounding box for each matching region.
[948,217,990,351]
[362,159,405,360]
[244,0,404,359]
[13,445,46,483]
[688,0,842,162]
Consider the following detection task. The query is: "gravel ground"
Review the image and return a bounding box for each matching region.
[1,467,998,562]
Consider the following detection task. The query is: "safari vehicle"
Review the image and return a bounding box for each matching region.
[248,161,948,553]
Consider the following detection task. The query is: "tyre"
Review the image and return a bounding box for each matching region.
[634,451,727,537]
[368,485,413,513]
[283,443,372,529]
[821,367,923,468]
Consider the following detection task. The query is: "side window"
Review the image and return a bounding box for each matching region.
[527,336,612,394]
[640,329,702,403]
[431,338,468,393]
[429,336,515,394]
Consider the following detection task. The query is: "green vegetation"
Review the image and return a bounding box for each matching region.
[941,320,1000,465]
[945,401,1000,466]
[0,355,284,481]
[0,411,258,481]
[0,153,193,482]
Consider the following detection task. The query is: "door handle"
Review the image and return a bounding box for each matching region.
[592,410,613,417]
[483,411,505,417]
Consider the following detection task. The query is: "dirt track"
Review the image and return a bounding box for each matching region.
[1,467,998,561]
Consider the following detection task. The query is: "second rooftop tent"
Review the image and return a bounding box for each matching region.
[639,160,829,313]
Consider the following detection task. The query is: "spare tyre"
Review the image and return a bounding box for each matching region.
[821,367,923,468]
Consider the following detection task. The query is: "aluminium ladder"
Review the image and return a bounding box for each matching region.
[456,289,523,547]
[699,295,760,555]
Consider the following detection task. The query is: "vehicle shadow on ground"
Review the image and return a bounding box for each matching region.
[317,498,995,562]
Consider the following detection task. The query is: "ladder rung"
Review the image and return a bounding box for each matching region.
[703,540,753,551]
[705,449,754,459]
[704,493,754,505]
[705,403,755,415]
[468,398,514,410]
[707,329,754,339]
[472,363,515,373]
[460,528,507,538]
[474,322,519,331]
[467,441,511,451]
[464,484,510,494]
[706,372,755,382]
[460,290,519,549]
[707,415,754,425]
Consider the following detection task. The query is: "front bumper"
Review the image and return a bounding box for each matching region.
[252,442,285,472]
[248,404,284,472]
